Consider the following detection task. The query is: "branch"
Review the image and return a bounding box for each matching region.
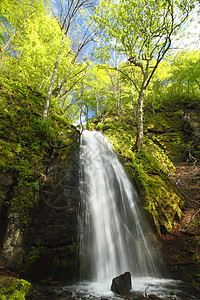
[59,75,84,98]
[182,208,200,230]
[195,79,200,90]
[128,57,144,73]
[49,139,77,149]
[105,65,140,93]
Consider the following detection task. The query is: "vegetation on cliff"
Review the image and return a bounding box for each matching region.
[0,75,78,227]
[88,110,183,234]
[0,74,80,293]
[87,96,200,284]
[0,277,31,299]
[0,0,200,293]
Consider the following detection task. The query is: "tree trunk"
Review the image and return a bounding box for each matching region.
[43,58,60,118]
[135,66,149,151]
[135,88,145,151]
[134,56,151,151]
[42,35,66,119]
[131,79,136,119]
[95,83,99,117]
[117,77,121,115]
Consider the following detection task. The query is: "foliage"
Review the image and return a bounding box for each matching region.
[16,14,71,89]
[88,110,184,233]
[93,0,195,150]
[0,0,47,63]
[74,62,123,119]
[1,0,199,126]
[144,50,200,111]
[0,0,199,233]
[0,0,92,122]
[0,277,31,299]
[0,0,76,93]
[42,0,98,118]
[0,74,77,226]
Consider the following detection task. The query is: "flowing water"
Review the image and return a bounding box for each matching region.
[79,130,160,281]
[29,130,199,299]
[74,130,198,300]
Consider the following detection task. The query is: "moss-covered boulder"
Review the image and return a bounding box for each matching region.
[0,277,31,299]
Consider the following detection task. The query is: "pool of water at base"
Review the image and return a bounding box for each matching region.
[28,277,200,300]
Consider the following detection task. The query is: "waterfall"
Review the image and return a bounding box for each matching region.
[79,130,160,282]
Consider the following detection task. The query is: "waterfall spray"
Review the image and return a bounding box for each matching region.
[79,130,160,281]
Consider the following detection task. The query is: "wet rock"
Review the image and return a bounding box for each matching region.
[21,141,80,282]
[0,277,31,299]
[57,289,73,297]
[111,271,132,295]
[148,294,161,299]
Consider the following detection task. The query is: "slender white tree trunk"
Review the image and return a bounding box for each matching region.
[42,35,66,119]
[136,88,145,151]
[136,67,149,151]
[95,83,99,117]
[117,77,121,115]
[131,72,137,118]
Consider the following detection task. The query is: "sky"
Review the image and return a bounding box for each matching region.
[71,0,200,126]
[173,5,200,51]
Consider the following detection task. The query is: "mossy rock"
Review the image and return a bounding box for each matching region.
[0,277,31,299]
[96,123,111,132]
[0,289,25,300]
[88,111,185,234]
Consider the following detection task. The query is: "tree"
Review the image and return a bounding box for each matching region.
[94,0,195,150]
[171,50,200,93]
[0,0,46,68]
[147,50,200,109]
[73,62,111,119]
[14,12,71,89]
[42,0,98,119]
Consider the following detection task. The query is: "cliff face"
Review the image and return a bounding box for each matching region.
[87,103,200,237]
[0,139,80,282]
[88,114,184,236]
[87,106,200,287]
[0,76,80,282]
[22,141,80,281]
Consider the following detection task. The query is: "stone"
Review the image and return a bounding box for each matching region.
[0,277,31,299]
[148,294,161,299]
[111,271,132,295]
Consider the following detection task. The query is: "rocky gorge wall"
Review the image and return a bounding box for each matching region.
[0,136,80,282]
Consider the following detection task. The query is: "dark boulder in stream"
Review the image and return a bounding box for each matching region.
[111,271,132,295]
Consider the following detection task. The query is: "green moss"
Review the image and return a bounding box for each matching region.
[27,247,43,265]
[0,75,77,228]
[144,109,195,163]
[0,290,25,300]
[88,110,185,234]
[0,277,31,299]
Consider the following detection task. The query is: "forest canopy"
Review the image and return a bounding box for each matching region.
[0,0,199,145]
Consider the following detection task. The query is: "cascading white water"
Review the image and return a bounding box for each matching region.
[79,130,161,282]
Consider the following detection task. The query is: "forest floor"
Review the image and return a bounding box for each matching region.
[161,163,200,286]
